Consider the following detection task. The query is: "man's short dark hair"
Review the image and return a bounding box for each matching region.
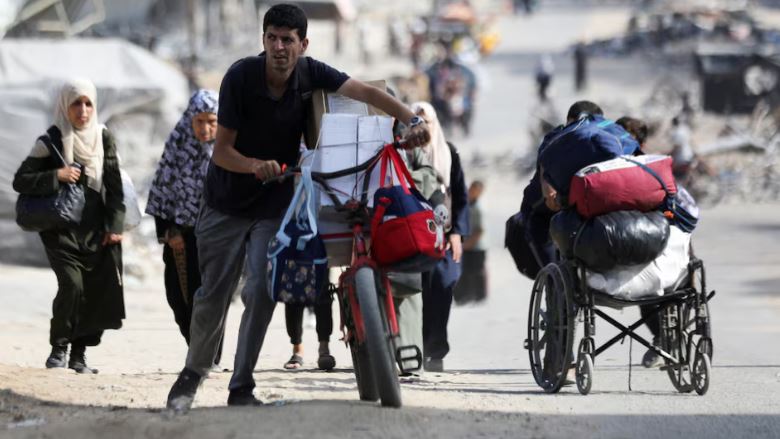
[263,4,308,39]
[566,100,603,122]
[616,116,648,145]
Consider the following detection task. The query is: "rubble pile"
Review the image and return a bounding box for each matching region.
[641,82,780,206]
[582,1,777,57]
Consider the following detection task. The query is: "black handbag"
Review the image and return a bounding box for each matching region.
[16,136,86,232]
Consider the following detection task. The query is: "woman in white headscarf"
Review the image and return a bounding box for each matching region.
[410,101,452,188]
[404,101,470,372]
[13,78,125,374]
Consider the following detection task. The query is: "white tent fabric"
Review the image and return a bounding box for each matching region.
[0,37,189,264]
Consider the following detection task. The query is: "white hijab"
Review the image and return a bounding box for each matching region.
[53,78,104,192]
[410,101,451,187]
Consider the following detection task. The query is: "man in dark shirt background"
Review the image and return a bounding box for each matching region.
[166,3,431,411]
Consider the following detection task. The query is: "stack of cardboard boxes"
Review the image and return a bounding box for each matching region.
[301,81,395,266]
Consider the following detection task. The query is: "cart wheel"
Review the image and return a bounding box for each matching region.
[692,346,711,396]
[576,352,593,395]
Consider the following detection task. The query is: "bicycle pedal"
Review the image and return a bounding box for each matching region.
[396,345,423,373]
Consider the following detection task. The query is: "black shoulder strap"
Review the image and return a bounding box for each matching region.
[619,156,672,197]
[101,126,111,150]
[297,56,315,149]
[297,56,312,101]
[39,126,67,166]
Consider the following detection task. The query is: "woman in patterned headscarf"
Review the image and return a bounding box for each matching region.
[146,90,222,363]
[13,78,125,374]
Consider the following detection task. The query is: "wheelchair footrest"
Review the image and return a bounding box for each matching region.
[396,344,422,373]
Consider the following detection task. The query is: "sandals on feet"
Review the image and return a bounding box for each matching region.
[283,354,303,370]
[317,353,336,371]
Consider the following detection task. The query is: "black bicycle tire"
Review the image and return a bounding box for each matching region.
[350,341,379,401]
[355,267,402,407]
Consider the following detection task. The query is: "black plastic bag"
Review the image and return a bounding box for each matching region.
[550,209,670,272]
[505,211,544,279]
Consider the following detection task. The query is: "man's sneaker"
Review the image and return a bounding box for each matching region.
[642,338,664,368]
[166,368,202,413]
[45,345,67,369]
[227,388,263,407]
[423,358,444,372]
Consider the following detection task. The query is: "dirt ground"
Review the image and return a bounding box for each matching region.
[4,4,780,439]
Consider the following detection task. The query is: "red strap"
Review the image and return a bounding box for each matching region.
[386,146,417,191]
[371,197,390,232]
[379,147,391,188]
[377,145,416,195]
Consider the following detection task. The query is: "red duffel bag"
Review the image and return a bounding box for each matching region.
[569,154,677,218]
[370,145,445,272]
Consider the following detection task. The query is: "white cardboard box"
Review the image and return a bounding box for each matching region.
[312,113,393,208]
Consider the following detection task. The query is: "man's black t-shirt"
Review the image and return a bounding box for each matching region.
[205,55,349,218]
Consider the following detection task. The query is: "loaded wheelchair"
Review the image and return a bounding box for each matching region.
[524,252,715,395]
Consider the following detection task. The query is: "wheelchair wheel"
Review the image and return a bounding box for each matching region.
[662,303,694,393]
[526,263,575,394]
[691,342,712,396]
[682,300,713,368]
[681,263,714,362]
[575,352,593,395]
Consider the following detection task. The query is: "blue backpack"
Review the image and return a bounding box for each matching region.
[538,115,640,196]
[267,167,328,304]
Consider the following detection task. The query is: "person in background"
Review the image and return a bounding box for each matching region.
[454,180,487,305]
[426,42,478,137]
[535,54,554,102]
[165,3,430,411]
[146,89,226,368]
[670,116,695,180]
[13,78,125,374]
[519,101,606,275]
[573,41,588,91]
[410,101,469,373]
[615,116,648,152]
[282,292,335,371]
[514,0,536,14]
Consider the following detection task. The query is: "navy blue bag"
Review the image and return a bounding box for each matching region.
[538,115,636,196]
[16,135,86,232]
[267,167,328,304]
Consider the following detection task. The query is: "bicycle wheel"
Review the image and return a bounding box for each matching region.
[350,341,379,401]
[355,267,402,408]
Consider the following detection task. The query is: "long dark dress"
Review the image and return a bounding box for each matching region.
[13,126,125,347]
[152,218,224,365]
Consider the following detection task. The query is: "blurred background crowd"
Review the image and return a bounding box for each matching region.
[3,0,780,283]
